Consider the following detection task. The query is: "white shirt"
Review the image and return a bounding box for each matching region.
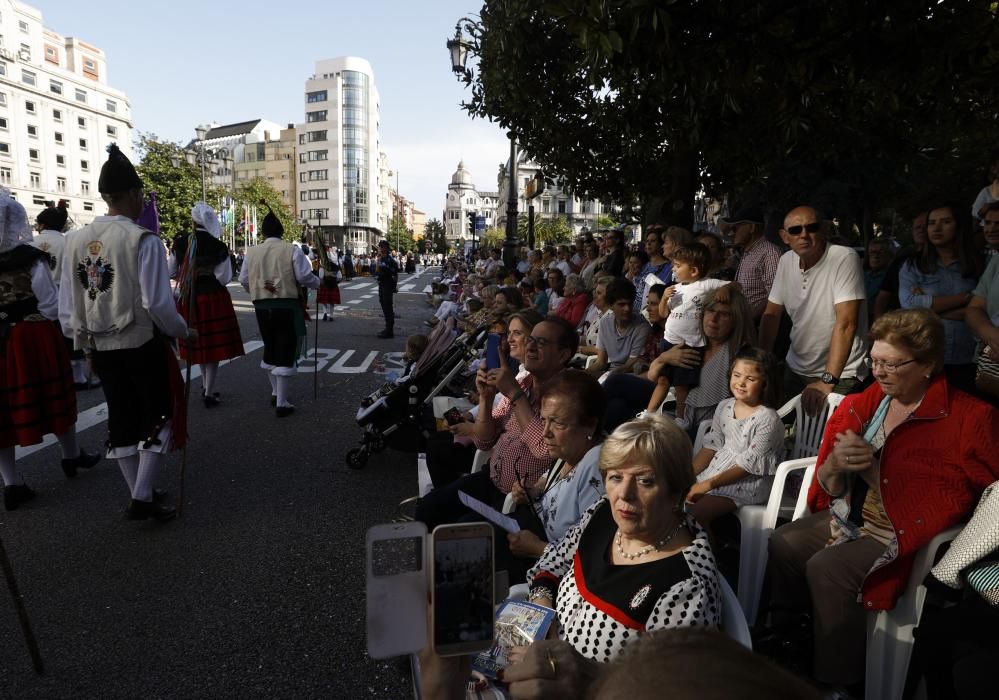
[238,239,319,292]
[664,278,728,346]
[768,244,868,379]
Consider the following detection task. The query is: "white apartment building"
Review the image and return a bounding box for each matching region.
[0,0,133,227]
[444,160,499,246]
[295,57,382,255]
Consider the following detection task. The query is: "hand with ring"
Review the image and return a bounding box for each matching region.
[832,430,874,472]
[503,640,597,699]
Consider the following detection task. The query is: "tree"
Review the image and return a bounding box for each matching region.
[518,215,573,245]
[234,177,300,243]
[481,226,506,249]
[424,217,448,255]
[462,2,999,228]
[135,133,226,240]
[388,215,416,254]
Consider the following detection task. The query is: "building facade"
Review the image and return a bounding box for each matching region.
[295,57,382,255]
[443,160,499,247]
[0,0,133,226]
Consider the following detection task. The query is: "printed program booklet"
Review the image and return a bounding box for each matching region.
[472,599,557,679]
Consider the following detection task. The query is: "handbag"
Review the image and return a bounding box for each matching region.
[966,560,999,605]
[975,345,999,401]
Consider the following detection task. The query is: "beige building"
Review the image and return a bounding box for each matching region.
[230,124,297,212]
[412,208,425,240]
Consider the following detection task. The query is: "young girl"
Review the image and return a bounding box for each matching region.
[685,347,784,528]
[317,263,341,321]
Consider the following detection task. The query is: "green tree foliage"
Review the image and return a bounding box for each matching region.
[463,2,998,226]
[135,133,225,240]
[424,217,449,254]
[388,215,416,254]
[517,214,573,245]
[234,177,300,242]
[481,226,506,249]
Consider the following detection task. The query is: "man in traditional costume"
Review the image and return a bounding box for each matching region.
[32,200,92,388]
[59,144,193,522]
[171,202,244,407]
[239,206,319,417]
[0,189,100,511]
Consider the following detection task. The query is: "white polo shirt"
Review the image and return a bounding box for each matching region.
[768,244,868,379]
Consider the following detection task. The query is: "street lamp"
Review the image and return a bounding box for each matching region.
[194,126,208,201]
[447,18,519,270]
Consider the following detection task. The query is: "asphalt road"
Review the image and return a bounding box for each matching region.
[0,267,441,699]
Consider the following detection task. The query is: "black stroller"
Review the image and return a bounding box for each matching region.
[346,318,486,469]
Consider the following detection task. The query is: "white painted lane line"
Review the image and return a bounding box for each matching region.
[361,294,375,299]
[344,282,375,290]
[15,340,265,459]
[347,300,364,304]
[399,284,415,291]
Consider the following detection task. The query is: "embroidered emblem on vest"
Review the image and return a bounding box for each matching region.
[629,584,652,610]
[263,279,281,294]
[76,240,115,300]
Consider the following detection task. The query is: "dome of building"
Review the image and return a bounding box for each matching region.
[450,160,474,188]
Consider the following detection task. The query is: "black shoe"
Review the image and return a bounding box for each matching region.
[270,395,277,407]
[61,450,101,478]
[203,391,221,408]
[322,313,329,321]
[3,484,36,511]
[124,499,176,522]
[152,489,168,504]
[276,405,295,418]
[376,330,394,339]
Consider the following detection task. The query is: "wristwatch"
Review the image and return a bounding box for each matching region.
[820,372,838,386]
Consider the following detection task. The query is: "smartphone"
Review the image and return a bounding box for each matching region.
[366,522,428,659]
[486,333,502,370]
[443,407,464,426]
[431,523,495,657]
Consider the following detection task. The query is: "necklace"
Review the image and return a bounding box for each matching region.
[615,519,685,560]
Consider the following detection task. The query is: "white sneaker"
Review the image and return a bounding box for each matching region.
[635,410,650,420]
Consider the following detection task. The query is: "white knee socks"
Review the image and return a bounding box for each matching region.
[323,304,332,315]
[56,429,80,460]
[134,451,163,502]
[118,453,139,494]
[275,375,292,408]
[268,372,278,400]
[0,446,22,486]
[202,361,219,395]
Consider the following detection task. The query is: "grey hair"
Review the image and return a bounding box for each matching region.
[598,414,694,505]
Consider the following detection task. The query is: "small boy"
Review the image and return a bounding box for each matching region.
[644,242,732,425]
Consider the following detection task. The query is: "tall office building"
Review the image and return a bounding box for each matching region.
[0,0,133,226]
[295,57,381,254]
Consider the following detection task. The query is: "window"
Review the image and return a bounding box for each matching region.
[80,159,89,171]
[19,20,29,33]
[0,143,9,155]
[79,138,87,150]
[83,57,97,76]
[77,116,86,127]
[542,199,550,214]
[299,172,307,183]
[57,176,66,192]
[56,154,65,166]
[83,202,93,211]
[30,172,40,187]
[0,166,10,184]
[75,88,87,104]
[298,134,306,145]
[558,200,567,214]
[49,80,62,95]
[300,191,307,202]
[45,45,58,64]
[28,148,39,161]
[0,117,6,129]
[54,132,63,144]
[21,69,35,86]
[308,190,328,200]
[106,125,117,137]
[81,180,90,195]
[307,130,327,142]
[306,90,327,103]
[0,64,5,77]
[306,110,327,123]
[32,194,47,205]
[25,100,35,114]
[307,150,328,162]
[53,109,62,122]
[308,169,328,181]
[106,99,117,113]
[0,92,5,105]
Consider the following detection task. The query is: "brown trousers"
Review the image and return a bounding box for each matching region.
[767,510,887,685]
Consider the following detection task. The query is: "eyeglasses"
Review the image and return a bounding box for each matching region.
[785,222,822,236]
[525,335,554,349]
[864,357,917,374]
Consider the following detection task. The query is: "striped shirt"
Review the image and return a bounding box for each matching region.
[735,236,783,315]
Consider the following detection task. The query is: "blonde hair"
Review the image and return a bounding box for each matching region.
[599,414,694,504]
[869,308,945,374]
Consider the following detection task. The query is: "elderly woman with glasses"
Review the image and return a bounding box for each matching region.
[765,308,999,691]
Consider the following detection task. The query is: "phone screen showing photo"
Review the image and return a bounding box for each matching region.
[433,536,494,647]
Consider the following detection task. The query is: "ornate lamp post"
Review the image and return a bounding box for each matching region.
[447,19,518,270]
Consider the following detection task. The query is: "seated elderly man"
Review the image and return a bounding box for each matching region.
[415,318,579,530]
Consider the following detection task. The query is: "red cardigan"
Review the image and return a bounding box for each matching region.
[806,375,999,610]
[555,292,591,329]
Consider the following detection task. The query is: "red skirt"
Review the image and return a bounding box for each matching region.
[0,320,77,448]
[178,287,245,363]
[318,286,341,304]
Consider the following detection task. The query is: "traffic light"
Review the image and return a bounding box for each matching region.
[466,210,477,239]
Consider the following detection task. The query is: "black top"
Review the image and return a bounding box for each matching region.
[0,244,47,273]
[375,253,399,286]
[173,230,230,293]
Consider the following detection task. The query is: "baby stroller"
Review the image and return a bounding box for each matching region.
[347,318,487,469]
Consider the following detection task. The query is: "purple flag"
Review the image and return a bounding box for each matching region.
[138,191,161,236]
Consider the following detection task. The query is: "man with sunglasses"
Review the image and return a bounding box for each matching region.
[759,206,868,414]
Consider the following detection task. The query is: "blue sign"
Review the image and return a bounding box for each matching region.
[475,216,486,233]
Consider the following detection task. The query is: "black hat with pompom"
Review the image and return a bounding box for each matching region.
[98,143,143,194]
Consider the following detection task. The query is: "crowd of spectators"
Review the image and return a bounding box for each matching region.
[405,188,999,699]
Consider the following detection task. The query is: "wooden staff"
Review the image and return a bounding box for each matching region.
[0,531,44,674]
[177,236,198,518]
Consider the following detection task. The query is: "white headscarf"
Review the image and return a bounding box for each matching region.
[0,186,32,253]
[191,201,222,239]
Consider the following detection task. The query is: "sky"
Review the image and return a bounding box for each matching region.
[35,0,511,219]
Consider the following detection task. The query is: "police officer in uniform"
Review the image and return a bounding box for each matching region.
[375,240,399,339]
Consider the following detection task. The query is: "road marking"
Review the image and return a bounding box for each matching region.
[347,299,364,304]
[298,348,378,374]
[361,294,375,299]
[15,340,265,459]
[344,282,374,290]
[399,284,415,291]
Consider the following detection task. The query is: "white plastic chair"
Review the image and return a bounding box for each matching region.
[864,526,961,700]
[470,449,491,474]
[718,574,752,649]
[692,419,711,453]
[734,391,846,625]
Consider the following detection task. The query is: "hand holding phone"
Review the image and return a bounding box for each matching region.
[366,522,428,659]
[432,523,495,657]
[486,333,502,370]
